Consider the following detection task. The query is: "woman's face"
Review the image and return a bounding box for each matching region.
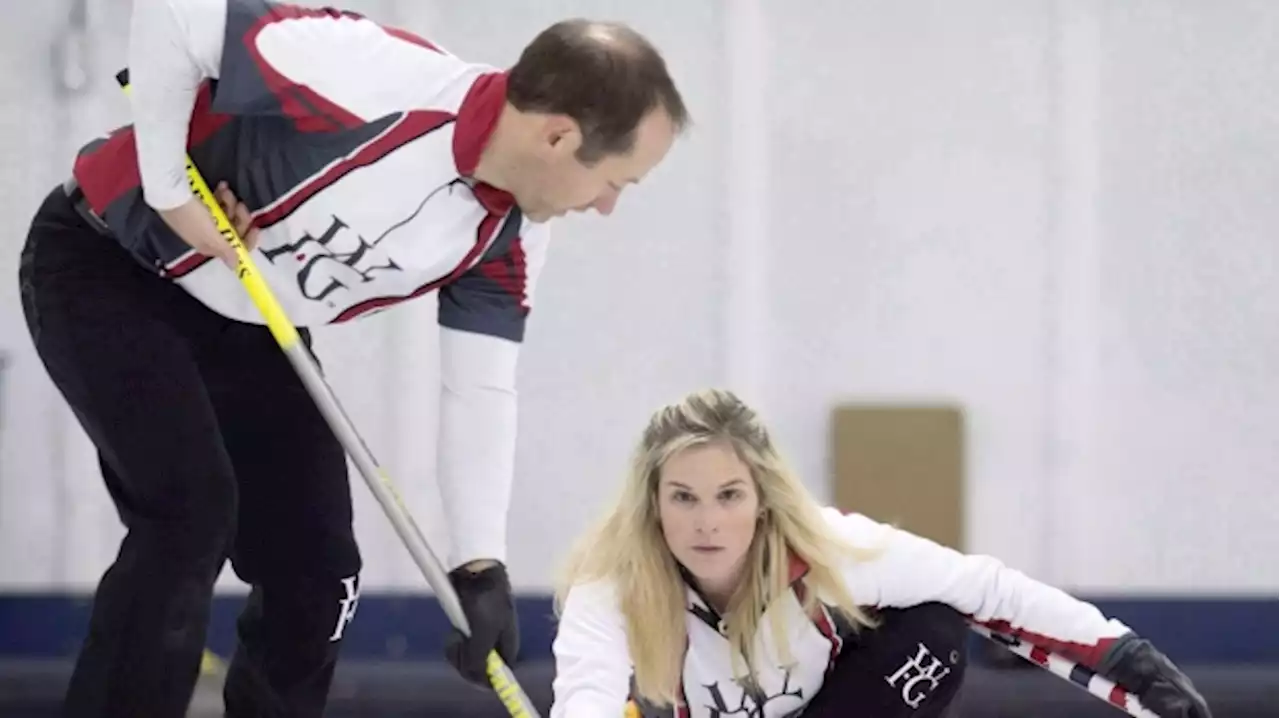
[656,441,761,601]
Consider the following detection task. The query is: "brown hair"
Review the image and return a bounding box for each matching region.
[508,19,690,164]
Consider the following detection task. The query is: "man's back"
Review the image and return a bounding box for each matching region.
[71,0,540,327]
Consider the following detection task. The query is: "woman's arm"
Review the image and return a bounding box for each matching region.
[550,580,635,718]
[829,508,1129,665]
[829,509,1210,717]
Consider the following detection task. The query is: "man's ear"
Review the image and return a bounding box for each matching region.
[540,114,583,156]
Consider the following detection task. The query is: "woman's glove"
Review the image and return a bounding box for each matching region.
[1096,633,1211,718]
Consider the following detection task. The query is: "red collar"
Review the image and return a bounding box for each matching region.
[786,551,811,585]
[453,70,516,216]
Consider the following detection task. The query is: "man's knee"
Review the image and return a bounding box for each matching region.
[245,571,364,644]
[224,572,361,718]
[328,573,362,642]
[134,476,237,573]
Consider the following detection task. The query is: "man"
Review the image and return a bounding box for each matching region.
[16,0,688,716]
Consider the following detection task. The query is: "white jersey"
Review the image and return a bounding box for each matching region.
[71,0,551,568]
[550,508,1132,718]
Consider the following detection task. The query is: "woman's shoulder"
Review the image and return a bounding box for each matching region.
[816,505,896,548]
[559,576,625,618]
[554,577,631,654]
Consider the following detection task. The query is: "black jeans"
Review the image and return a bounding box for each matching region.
[18,185,362,718]
[804,603,969,717]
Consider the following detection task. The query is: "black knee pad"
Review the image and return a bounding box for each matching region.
[808,603,968,717]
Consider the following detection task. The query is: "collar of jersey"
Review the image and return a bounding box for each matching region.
[681,552,812,627]
[453,69,517,217]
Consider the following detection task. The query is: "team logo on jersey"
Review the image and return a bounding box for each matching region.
[257,179,489,311]
[261,214,403,306]
[884,641,954,708]
[702,667,804,718]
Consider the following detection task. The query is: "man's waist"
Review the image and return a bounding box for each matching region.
[63,177,115,238]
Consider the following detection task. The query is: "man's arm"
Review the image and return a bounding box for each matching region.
[437,218,550,569]
[436,328,520,569]
[436,216,551,683]
[128,0,460,211]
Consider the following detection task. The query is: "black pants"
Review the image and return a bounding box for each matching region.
[18,185,362,718]
[804,603,969,717]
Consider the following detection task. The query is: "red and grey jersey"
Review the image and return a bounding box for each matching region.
[550,508,1133,718]
[71,0,551,568]
[77,0,547,336]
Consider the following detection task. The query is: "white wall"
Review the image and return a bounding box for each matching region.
[0,0,1273,596]
[1077,0,1277,593]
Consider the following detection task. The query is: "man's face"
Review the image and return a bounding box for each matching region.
[515,108,677,223]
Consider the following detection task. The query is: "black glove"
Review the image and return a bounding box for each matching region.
[1096,633,1211,718]
[444,562,520,686]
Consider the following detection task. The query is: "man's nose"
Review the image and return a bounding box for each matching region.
[592,189,620,216]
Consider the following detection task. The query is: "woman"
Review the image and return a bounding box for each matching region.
[549,389,1209,717]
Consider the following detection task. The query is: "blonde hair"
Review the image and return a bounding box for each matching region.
[553,388,881,708]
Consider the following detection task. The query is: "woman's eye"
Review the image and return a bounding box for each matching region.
[673,491,696,503]
[719,489,742,503]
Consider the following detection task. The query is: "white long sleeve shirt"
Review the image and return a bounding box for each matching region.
[71,0,551,568]
[550,508,1132,718]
